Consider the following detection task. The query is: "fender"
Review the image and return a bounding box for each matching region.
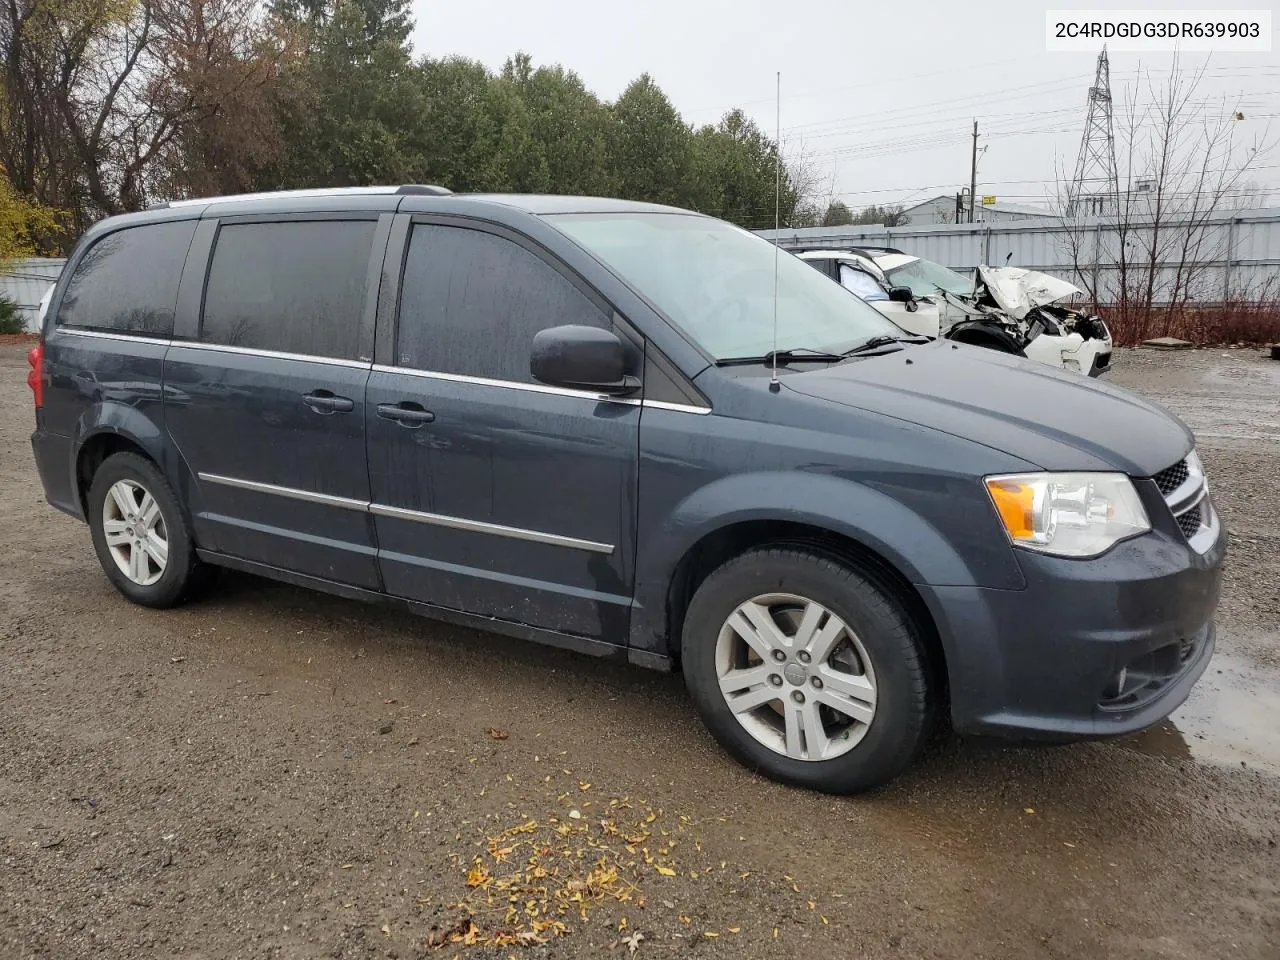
[628,470,1024,661]
[68,400,190,517]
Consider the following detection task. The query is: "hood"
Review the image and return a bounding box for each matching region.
[783,341,1192,476]
[976,266,1082,320]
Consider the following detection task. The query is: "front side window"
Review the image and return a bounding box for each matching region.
[201,220,375,360]
[839,264,889,301]
[549,213,899,360]
[396,224,609,381]
[58,221,197,337]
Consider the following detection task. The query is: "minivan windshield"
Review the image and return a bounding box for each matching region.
[549,213,902,360]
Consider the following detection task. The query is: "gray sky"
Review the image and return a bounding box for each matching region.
[410,0,1280,216]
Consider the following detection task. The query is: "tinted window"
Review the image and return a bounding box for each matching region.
[201,220,376,359]
[58,221,196,336]
[397,225,608,381]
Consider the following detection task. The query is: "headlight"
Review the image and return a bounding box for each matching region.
[985,472,1150,558]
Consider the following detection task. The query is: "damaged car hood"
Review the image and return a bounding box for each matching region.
[976,266,1083,321]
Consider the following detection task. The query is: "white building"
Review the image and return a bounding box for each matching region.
[897,195,1058,226]
[0,258,65,332]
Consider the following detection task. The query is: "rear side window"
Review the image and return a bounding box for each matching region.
[397,224,608,381]
[57,221,196,336]
[201,220,376,360]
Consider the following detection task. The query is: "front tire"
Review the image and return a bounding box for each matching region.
[88,452,206,608]
[681,548,934,794]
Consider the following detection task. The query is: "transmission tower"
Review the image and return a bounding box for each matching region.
[1067,48,1119,217]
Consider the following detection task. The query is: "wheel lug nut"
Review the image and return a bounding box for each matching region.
[769,674,783,687]
[791,691,805,703]
[798,650,811,664]
[771,650,786,662]
[811,677,823,689]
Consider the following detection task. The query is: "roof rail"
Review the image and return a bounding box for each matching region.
[153,184,452,210]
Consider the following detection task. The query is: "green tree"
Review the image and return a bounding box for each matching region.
[498,54,616,196]
[822,200,855,226]
[265,0,423,188]
[689,110,792,229]
[608,75,694,208]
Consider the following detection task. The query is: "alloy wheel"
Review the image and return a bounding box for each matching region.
[714,592,877,761]
[101,479,169,586]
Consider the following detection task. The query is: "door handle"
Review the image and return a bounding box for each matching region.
[302,390,355,415]
[376,401,435,427]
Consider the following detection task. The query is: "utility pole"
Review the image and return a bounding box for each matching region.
[969,120,979,223]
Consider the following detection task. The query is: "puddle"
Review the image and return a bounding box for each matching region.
[1121,653,1280,777]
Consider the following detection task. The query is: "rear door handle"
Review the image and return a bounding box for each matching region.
[303,390,355,415]
[376,401,435,427]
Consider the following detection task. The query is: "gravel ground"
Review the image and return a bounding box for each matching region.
[1,343,1277,960]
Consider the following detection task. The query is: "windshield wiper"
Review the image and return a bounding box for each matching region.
[840,334,929,357]
[715,347,847,367]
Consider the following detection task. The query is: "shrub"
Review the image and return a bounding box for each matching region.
[0,294,24,334]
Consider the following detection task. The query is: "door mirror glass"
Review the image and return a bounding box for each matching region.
[887,286,915,303]
[530,325,639,395]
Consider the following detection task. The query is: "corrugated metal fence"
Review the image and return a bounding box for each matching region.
[760,207,1280,303]
[0,258,66,332]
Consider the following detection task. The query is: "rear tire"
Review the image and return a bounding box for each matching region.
[681,547,934,794]
[87,452,208,608]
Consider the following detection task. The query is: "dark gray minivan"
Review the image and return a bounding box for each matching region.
[28,187,1224,792]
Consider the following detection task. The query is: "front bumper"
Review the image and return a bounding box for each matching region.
[921,516,1225,740]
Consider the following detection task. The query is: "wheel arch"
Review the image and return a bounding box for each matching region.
[945,320,1026,356]
[660,518,949,708]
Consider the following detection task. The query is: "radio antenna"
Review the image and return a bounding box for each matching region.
[770,71,781,390]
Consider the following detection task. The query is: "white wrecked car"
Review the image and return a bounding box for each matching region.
[797,248,1113,376]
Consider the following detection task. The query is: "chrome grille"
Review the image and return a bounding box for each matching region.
[1155,450,1215,553]
[1152,459,1188,496]
[1175,502,1203,539]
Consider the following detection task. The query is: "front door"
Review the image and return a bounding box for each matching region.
[365,220,639,642]
[164,216,385,589]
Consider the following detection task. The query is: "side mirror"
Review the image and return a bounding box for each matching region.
[530,325,640,395]
[887,286,915,303]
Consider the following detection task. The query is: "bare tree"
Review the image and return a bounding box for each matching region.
[782,138,835,228]
[0,0,284,237]
[1057,55,1273,343]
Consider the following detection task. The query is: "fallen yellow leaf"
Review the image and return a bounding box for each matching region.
[655,865,676,877]
[1024,807,1035,815]
[728,926,741,934]
[704,931,719,938]
[821,916,829,925]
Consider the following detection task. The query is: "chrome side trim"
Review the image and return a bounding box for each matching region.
[198,472,614,554]
[173,340,371,369]
[642,399,711,415]
[197,473,370,512]
[56,327,173,346]
[369,503,615,554]
[370,364,641,404]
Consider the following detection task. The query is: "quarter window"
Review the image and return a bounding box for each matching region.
[57,221,197,337]
[396,224,609,381]
[201,220,376,360]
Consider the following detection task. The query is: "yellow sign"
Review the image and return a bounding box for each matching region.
[981,195,997,206]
